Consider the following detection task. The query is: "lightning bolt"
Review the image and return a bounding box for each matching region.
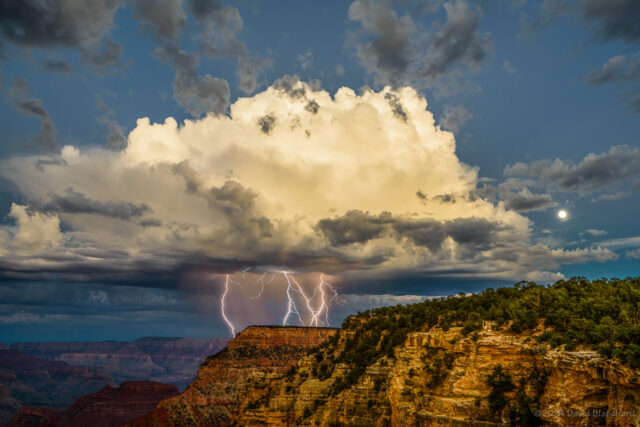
[221,274,240,337]
[283,272,336,327]
[219,270,339,331]
[250,272,275,300]
[282,271,304,326]
[325,280,339,326]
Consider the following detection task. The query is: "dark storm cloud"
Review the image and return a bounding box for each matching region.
[504,192,555,212]
[525,0,640,44]
[0,0,123,73]
[433,193,456,203]
[207,181,258,217]
[33,188,150,220]
[34,158,67,172]
[0,280,218,341]
[445,217,501,249]
[397,217,503,253]
[0,0,119,47]
[422,0,491,78]
[391,219,447,252]
[304,100,320,114]
[348,0,491,87]
[316,210,504,253]
[40,59,73,74]
[384,92,408,122]
[438,105,472,132]
[497,180,556,212]
[269,75,323,118]
[504,145,640,195]
[582,0,640,43]
[131,0,187,42]
[138,218,163,227]
[586,55,640,86]
[172,161,274,238]
[187,0,270,94]
[16,99,57,151]
[153,44,230,117]
[316,210,394,246]
[394,217,503,253]
[272,75,308,99]
[258,115,276,134]
[187,0,222,17]
[348,0,414,85]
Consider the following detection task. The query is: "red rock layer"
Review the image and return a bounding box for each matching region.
[228,326,338,350]
[11,381,179,427]
[129,326,337,426]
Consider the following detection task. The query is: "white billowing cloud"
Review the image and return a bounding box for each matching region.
[5,203,62,255]
[0,79,615,284]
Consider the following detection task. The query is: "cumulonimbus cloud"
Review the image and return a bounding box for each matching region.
[0,79,616,285]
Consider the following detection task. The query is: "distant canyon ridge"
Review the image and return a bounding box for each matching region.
[0,337,228,424]
[6,337,228,390]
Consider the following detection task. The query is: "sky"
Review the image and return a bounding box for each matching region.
[0,0,639,341]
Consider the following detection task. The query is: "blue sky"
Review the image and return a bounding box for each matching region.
[0,0,639,341]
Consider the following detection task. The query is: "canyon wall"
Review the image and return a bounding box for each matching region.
[129,326,337,426]
[235,324,640,426]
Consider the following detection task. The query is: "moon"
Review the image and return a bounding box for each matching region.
[557,210,568,220]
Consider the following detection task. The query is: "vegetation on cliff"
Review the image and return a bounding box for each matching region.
[308,277,640,392]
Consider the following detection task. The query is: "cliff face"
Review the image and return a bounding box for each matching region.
[0,350,113,425]
[235,324,640,426]
[11,381,179,427]
[11,337,228,390]
[129,326,337,427]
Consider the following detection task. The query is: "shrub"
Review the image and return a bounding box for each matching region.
[487,365,515,420]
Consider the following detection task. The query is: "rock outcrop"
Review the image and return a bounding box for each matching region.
[129,326,337,426]
[235,324,640,426]
[11,381,179,427]
[11,337,228,390]
[0,350,113,425]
